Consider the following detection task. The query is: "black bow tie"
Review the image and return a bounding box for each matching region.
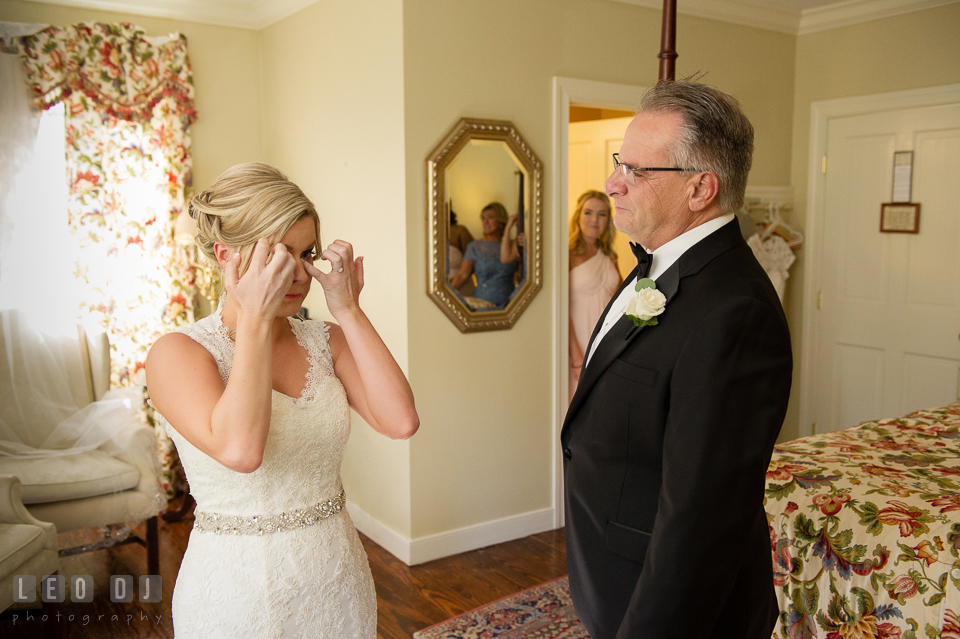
[630,242,651,279]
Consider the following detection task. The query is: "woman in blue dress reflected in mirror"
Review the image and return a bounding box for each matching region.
[449,202,519,309]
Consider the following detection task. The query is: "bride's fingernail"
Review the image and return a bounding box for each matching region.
[233,253,240,259]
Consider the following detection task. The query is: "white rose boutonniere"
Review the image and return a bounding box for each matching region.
[624,278,667,328]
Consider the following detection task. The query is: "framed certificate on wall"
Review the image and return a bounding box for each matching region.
[880,203,920,233]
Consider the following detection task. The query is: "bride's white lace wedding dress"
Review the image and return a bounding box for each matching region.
[160,311,376,638]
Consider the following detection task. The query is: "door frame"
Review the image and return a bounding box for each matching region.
[551,77,645,527]
[798,83,960,439]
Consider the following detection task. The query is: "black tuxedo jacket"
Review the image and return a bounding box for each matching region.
[561,220,792,639]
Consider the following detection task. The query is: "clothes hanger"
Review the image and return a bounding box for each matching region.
[758,203,803,248]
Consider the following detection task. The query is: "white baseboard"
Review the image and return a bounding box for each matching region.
[346,501,413,564]
[346,501,556,566]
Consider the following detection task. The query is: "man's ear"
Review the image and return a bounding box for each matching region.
[213,242,236,269]
[687,171,720,213]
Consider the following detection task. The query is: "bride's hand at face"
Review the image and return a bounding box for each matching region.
[302,240,364,319]
[222,238,297,323]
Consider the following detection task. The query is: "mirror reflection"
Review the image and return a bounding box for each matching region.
[426,119,542,333]
[446,141,529,310]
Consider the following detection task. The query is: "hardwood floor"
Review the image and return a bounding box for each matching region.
[1,500,567,638]
[368,527,567,639]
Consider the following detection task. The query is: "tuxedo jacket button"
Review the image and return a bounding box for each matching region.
[563,448,572,460]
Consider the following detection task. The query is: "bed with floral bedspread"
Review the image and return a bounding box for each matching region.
[766,403,960,639]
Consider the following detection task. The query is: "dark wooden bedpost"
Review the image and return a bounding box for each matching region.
[658,0,678,83]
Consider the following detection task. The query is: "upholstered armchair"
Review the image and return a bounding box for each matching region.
[0,474,59,613]
[0,311,163,575]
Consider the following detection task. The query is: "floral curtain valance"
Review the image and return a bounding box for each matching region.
[17,22,196,127]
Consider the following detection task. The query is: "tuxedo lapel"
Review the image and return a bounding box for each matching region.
[565,261,680,424]
[562,219,745,432]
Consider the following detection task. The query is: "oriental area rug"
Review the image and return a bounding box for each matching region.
[413,576,589,639]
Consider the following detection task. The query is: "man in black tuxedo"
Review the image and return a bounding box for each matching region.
[562,80,792,639]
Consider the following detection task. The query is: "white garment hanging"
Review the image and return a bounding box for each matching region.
[748,233,795,303]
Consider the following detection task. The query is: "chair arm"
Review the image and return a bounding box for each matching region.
[0,474,58,550]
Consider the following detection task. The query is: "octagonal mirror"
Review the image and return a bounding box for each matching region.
[426,118,543,333]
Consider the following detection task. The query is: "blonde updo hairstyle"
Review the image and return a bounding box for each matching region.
[569,190,617,262]
[188,163,321,278]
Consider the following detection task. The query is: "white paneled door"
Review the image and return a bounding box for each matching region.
[816,103,960,432]
[568,116,634,280]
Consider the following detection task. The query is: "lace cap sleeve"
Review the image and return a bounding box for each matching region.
[293,318,335,376]
[176,312,234,383]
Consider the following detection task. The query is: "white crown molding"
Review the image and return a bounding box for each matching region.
[610,0,958,35]
[611,0,800,33]
[18,0,320,30]
[797,0,959,34]
[347,501,556,566]
[19,0,957,33]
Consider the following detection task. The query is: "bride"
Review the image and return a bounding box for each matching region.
[146,163,419,638]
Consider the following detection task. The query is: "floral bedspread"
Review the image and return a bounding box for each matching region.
[767,403,960,639]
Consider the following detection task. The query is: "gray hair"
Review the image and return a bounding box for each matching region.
[638,80,754,214]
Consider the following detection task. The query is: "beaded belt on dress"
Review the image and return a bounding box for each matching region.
[193,487,346,535]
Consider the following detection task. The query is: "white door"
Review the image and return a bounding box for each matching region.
[816,103,960,432]
[569,117,635,279]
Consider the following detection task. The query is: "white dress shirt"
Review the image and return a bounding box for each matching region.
[583,213,736,368]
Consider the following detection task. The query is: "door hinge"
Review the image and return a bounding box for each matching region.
[817,291,823,309]
[822,155,827,174]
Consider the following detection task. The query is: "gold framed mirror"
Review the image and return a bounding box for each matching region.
[426,118,543,333]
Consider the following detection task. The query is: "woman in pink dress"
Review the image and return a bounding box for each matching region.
[568,190,621,402]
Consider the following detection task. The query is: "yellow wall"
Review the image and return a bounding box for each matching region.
[781,3,960,442]
[447,141,526,240]
[257,0,413,537]
[402,0,796,538]
[0,1,265,190]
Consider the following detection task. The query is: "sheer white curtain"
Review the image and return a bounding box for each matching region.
[0,22,43,231]
[1,25,78,336]
[1,29,147,462]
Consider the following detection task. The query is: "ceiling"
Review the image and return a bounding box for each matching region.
[16,0,958,34]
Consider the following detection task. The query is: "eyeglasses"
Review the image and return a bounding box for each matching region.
[612,153,700,185]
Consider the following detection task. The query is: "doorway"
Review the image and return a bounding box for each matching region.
[551,77,644,527]
[800,85,960,435]
[568,110,635,281]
